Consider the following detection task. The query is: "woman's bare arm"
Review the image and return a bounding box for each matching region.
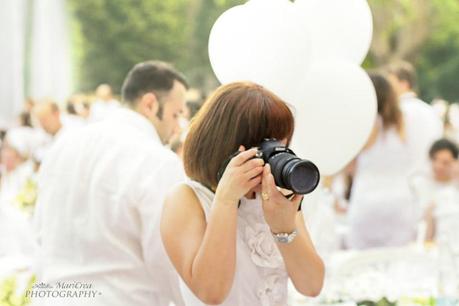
[161,184,238,305]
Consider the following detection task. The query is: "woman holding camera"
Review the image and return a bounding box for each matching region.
[161,82,324,306]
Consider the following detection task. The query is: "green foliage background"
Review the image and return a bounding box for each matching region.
[69,0,459,102]
[68,0,244,94]
[416,0,459,101]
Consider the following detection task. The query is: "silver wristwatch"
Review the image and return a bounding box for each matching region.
[271,229,298,244]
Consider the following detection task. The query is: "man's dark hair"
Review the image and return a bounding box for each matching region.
[429,138,459,160]
[121,61,189,118]
[0,130,6,142]
[19,112,32,127]
[66,102,77,115]
[388,61,417,90]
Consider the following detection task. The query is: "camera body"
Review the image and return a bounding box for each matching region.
[217,138,320,195]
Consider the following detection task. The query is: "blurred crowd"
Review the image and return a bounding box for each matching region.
[1,61,458,260]
[326,62,459,254]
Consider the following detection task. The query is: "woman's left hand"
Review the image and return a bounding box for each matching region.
[261,164,303,234]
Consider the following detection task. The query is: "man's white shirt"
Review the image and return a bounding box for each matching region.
[33,108,185,306]
[400,92,443,174]
[89,100,121,123]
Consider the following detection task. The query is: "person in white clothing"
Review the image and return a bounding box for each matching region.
[33,101,63,137]
[33,61,188,306]
[89,84,121,122]
[410,138,459,242]
[0,132,37,257]
[0,133,35,207]
[388,61,443,173]
[161,82,325,306]
[61,104,88,130]
[348,72,417,249]
[33,101,86,163]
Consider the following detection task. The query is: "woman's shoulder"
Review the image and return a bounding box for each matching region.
[165,182,200,206]
[164,180,215,217]
[162,183,206,225]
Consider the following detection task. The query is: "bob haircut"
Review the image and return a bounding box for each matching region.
[183,82,295,190]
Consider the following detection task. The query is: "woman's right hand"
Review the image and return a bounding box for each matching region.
[215,146,265,205]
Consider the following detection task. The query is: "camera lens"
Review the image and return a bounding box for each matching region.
[283,159,320,194]
[268,152,320,194]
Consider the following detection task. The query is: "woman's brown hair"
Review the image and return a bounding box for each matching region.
[369,72,405,138]
[183,82,295,190]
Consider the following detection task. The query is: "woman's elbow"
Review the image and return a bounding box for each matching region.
[199,296,226,305]
[297,259,325,297]
[296,278,324,298]
[195,290,229,305]
[192,283,232,305]
[299,284,323,298]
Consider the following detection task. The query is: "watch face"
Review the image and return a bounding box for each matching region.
[272,230,297,243]
[279,237,289,243]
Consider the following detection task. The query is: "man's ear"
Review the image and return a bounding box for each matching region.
[137,93,159,118]
[400,80,411,91]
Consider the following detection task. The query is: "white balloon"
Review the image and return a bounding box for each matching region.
[246,0,289,8]
[295,0,373,64]
[208,1,312,104]
[291,60,377,175]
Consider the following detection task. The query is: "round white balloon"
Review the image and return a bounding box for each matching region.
[295,0,373,64]
[291,60,377,175]
[246,0,287,7]
[208,1,312,104]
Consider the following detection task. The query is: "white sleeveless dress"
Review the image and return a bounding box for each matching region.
[180,180,288,306]
[347,122,418,249]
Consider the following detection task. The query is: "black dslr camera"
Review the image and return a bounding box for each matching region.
[217,139,320,195]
